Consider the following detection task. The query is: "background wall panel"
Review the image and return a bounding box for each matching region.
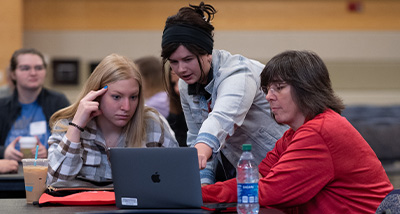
[0,0,22,85]
[23,30,400,105]
[23,0,400,30]
[1,0,399,105]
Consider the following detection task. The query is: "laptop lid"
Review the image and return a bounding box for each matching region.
[110,147,203,209]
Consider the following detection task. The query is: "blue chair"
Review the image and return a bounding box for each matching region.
[376,189,400,214]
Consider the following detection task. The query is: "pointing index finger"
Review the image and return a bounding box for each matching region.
[84,85,108,101]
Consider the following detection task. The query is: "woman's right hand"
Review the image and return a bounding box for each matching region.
[195,143,213,169]
[66,87,108,142]
[72,87,108,129]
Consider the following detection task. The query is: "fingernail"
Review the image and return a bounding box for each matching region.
[103,85,108,89]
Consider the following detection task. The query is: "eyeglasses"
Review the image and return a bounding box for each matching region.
[17,65,45,72]
[262,82,288,96]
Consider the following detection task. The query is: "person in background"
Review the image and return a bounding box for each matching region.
[0,48,70,161]
[202,50,393,213]
[134,56,169,118]
[161,2,287,185]
[47,53,178,185]
[166,68,188,147]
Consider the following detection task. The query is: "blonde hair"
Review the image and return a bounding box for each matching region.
[50,53,156,147]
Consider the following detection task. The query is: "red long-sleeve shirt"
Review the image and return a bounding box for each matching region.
[202,109,393,214]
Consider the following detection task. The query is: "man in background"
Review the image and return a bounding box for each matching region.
[0,48,70,162]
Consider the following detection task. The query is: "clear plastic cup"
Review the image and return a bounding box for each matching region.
[21,159,48,204]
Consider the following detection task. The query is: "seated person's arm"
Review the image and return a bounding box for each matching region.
[202,178,237,203]
[47,130,84,185]
[258,131,332,208]
[0,159,18,174]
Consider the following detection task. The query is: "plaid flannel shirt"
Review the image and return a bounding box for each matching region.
[47,111,178,185]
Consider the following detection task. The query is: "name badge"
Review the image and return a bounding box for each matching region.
[30,121,47,136]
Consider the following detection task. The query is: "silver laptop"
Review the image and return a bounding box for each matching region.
[110,147,203,209]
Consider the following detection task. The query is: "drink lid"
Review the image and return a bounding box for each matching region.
[242,144,252,151]
[19,136,37,148]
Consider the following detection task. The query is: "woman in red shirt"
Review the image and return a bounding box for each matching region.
[202,50,393,213]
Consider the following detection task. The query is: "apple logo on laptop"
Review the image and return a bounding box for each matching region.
[151,172,161,183]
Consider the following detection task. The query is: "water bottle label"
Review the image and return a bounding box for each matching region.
[237,183,258,203]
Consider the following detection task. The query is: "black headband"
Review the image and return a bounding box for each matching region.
[162,24,214,54]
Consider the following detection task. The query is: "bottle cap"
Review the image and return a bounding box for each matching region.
[242,144,252,151]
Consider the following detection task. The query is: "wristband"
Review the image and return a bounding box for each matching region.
[68,122,84,132]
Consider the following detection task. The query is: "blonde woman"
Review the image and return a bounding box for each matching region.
[47,53,178,185]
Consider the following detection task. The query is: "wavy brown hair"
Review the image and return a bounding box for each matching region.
[260,50,345,121]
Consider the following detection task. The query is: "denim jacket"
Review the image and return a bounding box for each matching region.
[180,49,288,184]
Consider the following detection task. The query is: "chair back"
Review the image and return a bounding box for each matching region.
[376,189,400,214]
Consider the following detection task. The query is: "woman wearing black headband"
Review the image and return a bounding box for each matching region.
[161,2,287,185]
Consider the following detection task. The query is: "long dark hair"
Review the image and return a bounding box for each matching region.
[260,50,345,120]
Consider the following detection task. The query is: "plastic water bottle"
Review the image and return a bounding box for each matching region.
[237,144,259,214]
